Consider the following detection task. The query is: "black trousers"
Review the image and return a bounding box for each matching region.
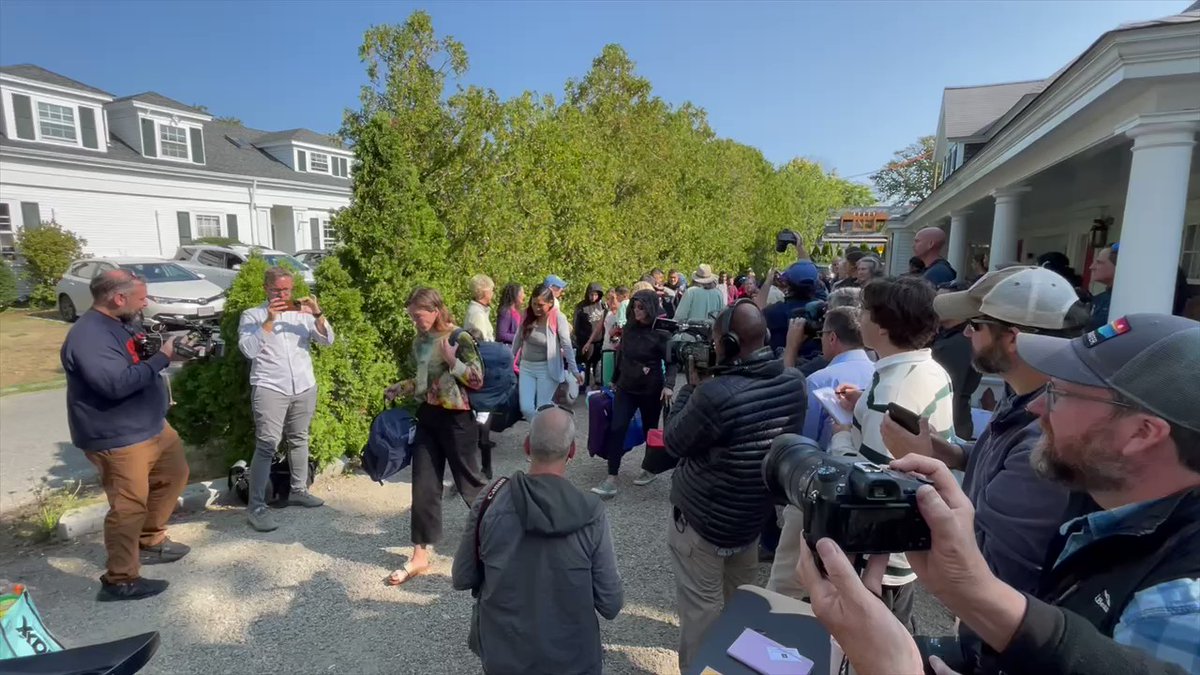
[410,404,484,546]
[606,388,662,476]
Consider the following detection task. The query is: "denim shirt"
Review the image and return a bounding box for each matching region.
[1056,496,1200,673]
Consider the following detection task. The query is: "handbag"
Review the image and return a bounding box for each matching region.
[468,476,511,657]
[641,402,679,474]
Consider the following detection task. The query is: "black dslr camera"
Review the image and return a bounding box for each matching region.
[775,229,800,253]
[763,434,931,554]
[135,317,225,361]
[652,316,716,371]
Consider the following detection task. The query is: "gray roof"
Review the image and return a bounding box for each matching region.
[0,119,349,189]
[0,64,113,97]
[254,128,345,150]
[112,92,208,116]
[941,79,1048,139]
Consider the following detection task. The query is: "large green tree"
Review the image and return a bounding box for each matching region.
[870,135,935,205]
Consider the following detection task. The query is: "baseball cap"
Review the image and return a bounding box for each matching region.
[934,266,1080,330]
[1017,314,1200,432]
[544,274,568,290]
[780,261,819,288]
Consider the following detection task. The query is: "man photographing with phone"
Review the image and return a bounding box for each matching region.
[238,266,334,532]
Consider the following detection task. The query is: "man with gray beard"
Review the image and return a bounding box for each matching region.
[881,266,1089,595]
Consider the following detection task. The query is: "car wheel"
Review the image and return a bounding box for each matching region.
[58,294,78,322]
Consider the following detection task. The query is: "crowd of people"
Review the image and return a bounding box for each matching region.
[57,227,1198,675]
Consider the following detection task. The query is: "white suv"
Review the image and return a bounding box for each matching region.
[173,245,316,289]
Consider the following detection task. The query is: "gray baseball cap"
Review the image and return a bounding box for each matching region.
[1016,313,1200,432]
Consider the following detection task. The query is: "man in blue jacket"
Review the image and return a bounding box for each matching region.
[60,269,192,601]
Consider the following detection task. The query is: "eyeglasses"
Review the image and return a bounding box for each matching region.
[1043,382,1136,412]
[536,403,574,415]
[965,317,1006,332]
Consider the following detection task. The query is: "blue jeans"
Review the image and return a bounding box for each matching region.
[518,359,560,421]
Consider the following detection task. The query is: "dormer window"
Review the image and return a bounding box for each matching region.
[160,124,189,159]
[309,151,330,173]
[37,102,77,142]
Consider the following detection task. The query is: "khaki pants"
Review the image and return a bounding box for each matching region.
[86,423,189,583]
[667,511,759,672]
[766,504,807,599]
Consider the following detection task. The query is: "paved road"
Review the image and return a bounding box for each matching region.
[0,398,953,674]
[0,387,93,515]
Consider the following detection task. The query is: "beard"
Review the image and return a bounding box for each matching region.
[1030,418,1127,493]
[971,340,1012,374]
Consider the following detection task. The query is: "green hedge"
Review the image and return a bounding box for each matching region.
[16,222,86,308]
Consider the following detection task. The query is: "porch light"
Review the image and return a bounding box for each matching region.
[1089,217,1112,249]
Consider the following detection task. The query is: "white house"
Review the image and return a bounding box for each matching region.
[0,64,352,258]
[890,3,1200,320]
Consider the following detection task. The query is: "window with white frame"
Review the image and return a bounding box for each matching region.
[160,125,189,159]
[37,102,77,142]
[309,152,330,174]
[194,215,221,238]
[321,219,338,247]
[1182,223,1200,284]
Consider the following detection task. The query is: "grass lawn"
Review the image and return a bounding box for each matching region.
[0,309,69,393]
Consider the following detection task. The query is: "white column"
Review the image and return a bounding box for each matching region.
[1110,118,1199,317]
[989,186,1029,269]
[947,209,970,279]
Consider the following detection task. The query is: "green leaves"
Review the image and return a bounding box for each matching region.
[871,135,935,206]
[15,221,86,308]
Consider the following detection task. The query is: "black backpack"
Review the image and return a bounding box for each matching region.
[228,452,318,505]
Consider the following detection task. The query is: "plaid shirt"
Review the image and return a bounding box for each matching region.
[1057,499,1200,673]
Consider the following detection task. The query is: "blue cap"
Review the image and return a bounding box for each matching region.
[781,261,819,287]
[544,274,568,289]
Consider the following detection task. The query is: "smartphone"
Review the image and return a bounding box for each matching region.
[887,402,922,435]
[775,230,799,253]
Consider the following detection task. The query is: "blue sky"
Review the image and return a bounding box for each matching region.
[0,0,1188,183]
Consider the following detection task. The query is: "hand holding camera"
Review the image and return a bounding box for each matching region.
[297,296,321,316]
[266,296,291,322]
[785,317,806,354]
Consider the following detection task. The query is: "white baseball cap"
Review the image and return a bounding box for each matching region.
[934,266,1081,330]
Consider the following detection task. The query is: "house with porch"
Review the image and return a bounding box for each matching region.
[0,64,352,259]
[890,3,1200,320]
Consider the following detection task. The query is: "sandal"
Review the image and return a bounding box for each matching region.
[385,563,429,586]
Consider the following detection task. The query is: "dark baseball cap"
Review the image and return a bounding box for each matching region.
[1016,313,1200,432]
[781,261,820,287]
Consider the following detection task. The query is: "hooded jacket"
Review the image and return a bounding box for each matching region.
[451,471,623,675]
[612,290,678,396]
[665,348,807,548]
[573,283,606,349]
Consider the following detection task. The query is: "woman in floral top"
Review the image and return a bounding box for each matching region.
[383,287,486,586]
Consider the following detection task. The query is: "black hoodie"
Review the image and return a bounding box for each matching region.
[612,290,678,396]
[573,283,605,349]
[451,472,623,675]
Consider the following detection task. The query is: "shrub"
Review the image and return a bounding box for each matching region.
[16,222,86,308]
[0,260,17,310]
[169,254,393,467]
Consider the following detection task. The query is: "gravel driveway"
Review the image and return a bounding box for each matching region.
[0,400,951,674]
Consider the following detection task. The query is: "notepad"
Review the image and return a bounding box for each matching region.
[813,387,854,426]
[726,628,814,675]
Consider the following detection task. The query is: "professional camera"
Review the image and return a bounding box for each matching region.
[135,316,225,361]
[653,316,717,371]
[763,434,932,554]
[799,300,827,340]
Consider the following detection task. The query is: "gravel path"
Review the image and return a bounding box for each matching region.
[0,399,952,674]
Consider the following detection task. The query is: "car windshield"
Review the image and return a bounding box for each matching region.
[261,254,310,271]
[119,262,200,282]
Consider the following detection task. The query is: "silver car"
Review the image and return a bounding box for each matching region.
[55,257,226,322]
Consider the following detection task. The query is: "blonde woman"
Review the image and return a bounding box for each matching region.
[383,287,486,586]
[464,274,495,343]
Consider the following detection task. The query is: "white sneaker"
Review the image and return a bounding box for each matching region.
[590,479,618,498]
[633,470,657,486]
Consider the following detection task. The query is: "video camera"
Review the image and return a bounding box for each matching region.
[763,434,931,554]
[134,316,225,361]
[652,316,717,371]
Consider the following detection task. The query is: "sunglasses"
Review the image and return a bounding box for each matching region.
[536,403,574,416]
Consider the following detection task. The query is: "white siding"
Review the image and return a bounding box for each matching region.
[0,154,349,257]
[887,228,915,276]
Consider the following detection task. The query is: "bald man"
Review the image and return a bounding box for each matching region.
[452,406,623,675]
[662,300,807,670]
[914,226,957,286]
[61,269,192,601]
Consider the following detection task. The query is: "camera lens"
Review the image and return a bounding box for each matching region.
[762,434,826,506]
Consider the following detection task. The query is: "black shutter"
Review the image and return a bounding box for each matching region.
[20,202,41,230]
[177,212,192,245]
[141,118,157,157]
[189,127,205,164]
[297,150,307,172]
[12,94,35,140]
[310,218,320,249]
[78,107,99,149]
[226,214,239,242]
